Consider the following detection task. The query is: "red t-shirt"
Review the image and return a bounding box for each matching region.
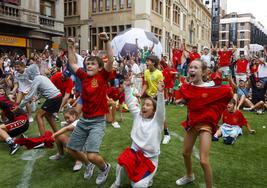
[163,68,176,89]
[172,49,183,67]
[189,52,201,63]
[250,64,259,74]
[210,71,223,85]
[107,87,125,104]
[50,72,74,95]
[218,50,233,67]
[222,109,247,128]
[76,68,110,118]
[236,59,249,74]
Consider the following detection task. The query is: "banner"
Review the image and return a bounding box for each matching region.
[0,35,26,47]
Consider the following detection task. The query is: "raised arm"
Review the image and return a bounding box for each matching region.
[155,81,165,125]
[99,32,114,72]
[124,79,140,118]
[67,38,79,73]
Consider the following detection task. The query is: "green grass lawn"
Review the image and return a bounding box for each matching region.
[0,104,266,188]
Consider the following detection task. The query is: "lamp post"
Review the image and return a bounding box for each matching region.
[88,17,93,52]
[78,34,81,54]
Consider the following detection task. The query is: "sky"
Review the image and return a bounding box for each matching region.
[227,0,267,29]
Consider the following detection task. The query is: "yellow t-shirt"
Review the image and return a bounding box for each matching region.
[144,69,163,97]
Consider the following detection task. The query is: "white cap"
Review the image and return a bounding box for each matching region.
[203,46,209,50]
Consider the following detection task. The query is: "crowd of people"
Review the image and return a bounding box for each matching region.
[0,31,265,188]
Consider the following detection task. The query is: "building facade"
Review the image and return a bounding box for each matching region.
[64,0,212,56]
[219,12,267,54]
[0,0,64,56]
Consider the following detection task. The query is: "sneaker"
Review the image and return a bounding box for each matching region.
[162,135,171,144]
[112,122,121,128]
[110,182,120,188]
[84,163,95,180]
[10,143,20,155]
[96,163,111,185]
[176,174,195,185]
[29,116,34,123]
[212,136,219,141]
[73,161,83,171]
[33,142,45,149]
[256,109,263,115]
[49,154,65,160]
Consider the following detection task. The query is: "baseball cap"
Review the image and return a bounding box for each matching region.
[203,46,209,50]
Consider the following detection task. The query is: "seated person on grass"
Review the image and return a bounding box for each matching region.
[213,99,255,144]
[0,87,29,155]
[49,108,83,172]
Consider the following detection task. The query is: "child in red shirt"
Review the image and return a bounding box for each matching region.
[175,59,233,188]
[213,99,255,144]
[162,62,177,104]
[66,33,113,185]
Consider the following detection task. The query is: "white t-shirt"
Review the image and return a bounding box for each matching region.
[201,53,213,68]
[258,63,267,78]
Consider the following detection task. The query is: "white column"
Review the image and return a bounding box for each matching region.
[133,0,151,31]
[80,0,89,51]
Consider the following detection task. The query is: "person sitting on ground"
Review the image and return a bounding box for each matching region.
[110,80,165,188]
[213,99,255,144]
[49,108,83,172]
[0,87,29,155]
[243,75,267,114]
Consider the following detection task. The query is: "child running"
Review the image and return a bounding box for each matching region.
[176,59,233,188]
[66,32,113,185]
[110,80,165,188]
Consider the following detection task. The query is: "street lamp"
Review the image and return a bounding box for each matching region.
[88,17,93,52]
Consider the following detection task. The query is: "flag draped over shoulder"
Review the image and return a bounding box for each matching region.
[14,131,54,149]
[181,83,233,133]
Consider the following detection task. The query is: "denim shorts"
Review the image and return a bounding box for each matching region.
[67,116,106,152]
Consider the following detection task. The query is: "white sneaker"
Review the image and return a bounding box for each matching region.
[162,135,171,144]
[84,163,95,180]
[256,109,263,115]
[73,161,83,171]
[49,154,64,160]
[112,122,121,128]
[176,174,195,185]
[96,163,111,185]
[29,116,34,123]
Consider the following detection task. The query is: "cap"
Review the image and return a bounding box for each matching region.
[63,68,72,77]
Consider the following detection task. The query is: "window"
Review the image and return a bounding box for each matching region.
[64,0,77,16]
[159,0,163,15]
[68,27,72,36]
[222,33,226,39]
[127,0,132,8]
[240,22,245,30]
[240,31,245,39]
[221,24,226,31]
[221,41,226,47]
[183,14,186,31]
[240,41,244,48]
[112,0,117,10]
[64,27,66,36]
[40,0,55,17]
[119,25,125,31]
[73,27,76,37]
[106,0,110,11]
[99,0,103,12]
[173,4,180,25]
[92,0,97,13]
[166,0,170,19]
[120,0,125,9]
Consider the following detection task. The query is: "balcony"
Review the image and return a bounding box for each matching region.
[0,3,39,28]
[39,15,55,26]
